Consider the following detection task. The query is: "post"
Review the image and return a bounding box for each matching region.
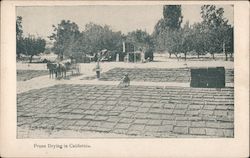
[223,41,227,61]
[134,52,136,63]
[116,53,119,62]
[96,60,100,79]
[123,41,126,53]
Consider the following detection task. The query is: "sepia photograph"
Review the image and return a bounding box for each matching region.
[1,0,249,157]
[16,4,235,139]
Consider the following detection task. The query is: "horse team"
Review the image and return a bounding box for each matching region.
[47,60,77,79]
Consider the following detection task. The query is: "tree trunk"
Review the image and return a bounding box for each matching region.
[223,41,227,61]
[174,53,179,61]
[184,53,187,61]
[197,52,199,59]
[60,52,64,60]
[29,55,33,63]
[230,53,233,60]
[169,52,172,58]
[212,53,215,60]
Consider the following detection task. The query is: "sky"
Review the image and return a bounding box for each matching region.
[16,5,233,41]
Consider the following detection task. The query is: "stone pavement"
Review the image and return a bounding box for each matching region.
[82,68,234,83]
[17,84,234,138]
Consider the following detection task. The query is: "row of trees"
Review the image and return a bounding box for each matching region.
[153,5,234,60]
[16,5,234,62]
[16,16,46,62]
[49,21,124,59]
[48,20,155,61]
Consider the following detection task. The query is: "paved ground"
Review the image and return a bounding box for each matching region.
[82,68,234,83]
[17,84,234,138]
[16,59,234,138]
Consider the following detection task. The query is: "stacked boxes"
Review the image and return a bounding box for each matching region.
[190,67,225,88]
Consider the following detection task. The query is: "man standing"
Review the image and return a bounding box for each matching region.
[95,59,101,79]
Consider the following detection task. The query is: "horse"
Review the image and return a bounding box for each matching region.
[47,61,58,78]
[56,61,71,79]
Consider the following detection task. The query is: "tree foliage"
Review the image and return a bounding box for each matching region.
[163,5,183,30]
[16,16,24,57]
[153,5,233,60]
[82,23,123,54]
[16,16,23,40]
[23,36,46,62]
[17,5,233,63]
[179,22,194,59]
[16,16,46,62]
[126,29,154,50]
[49,20,81,59]
[153,5,183,55]
[200,5,234,60]
[49,21,123,60]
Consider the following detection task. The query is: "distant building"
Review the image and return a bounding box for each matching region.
[123,42,144,63]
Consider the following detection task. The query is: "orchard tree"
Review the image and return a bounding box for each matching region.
[226,27,234,59]
[191,23,208,58]
[166,30,183,59]
[99,25,123,52]
[81,23,123,54]
[153,19,165,36]
[153,5,183,36]
[180,21,194,60]
[16,16,46,61]
[16,16,23,40]
[153,5,183,58]
[83,23,105,53]
[49,21,123,60]
[126,29,154,50]
[16,16,25,58]
[163,5,183,58]
[163,5,183,30]
[152,20,167,51]
[23,36,46,63]
[49,20,80,59]
[68,22,123,60]
[201,5,234,60]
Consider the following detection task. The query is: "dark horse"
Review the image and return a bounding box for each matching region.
[47,61,71,79]
[47,61,57,78]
